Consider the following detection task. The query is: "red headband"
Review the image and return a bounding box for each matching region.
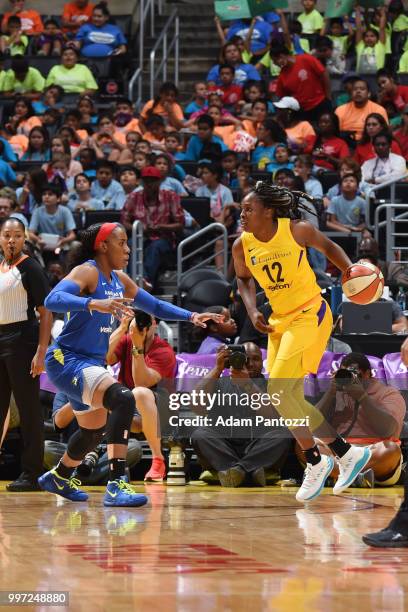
[94,223,118,249]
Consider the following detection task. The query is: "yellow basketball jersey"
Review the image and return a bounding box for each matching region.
[241,218,321,316]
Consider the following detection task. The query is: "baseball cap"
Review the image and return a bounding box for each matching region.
[273,97,300,111]
[141,166,162,179]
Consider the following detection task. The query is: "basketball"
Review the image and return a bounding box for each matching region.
[342,262,384,305]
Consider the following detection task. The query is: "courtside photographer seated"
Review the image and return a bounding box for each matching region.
[310,353,406,487]
[106,309,176,483]
[191,343,291,488]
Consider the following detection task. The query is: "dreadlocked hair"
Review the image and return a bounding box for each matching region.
[250,181,318,219]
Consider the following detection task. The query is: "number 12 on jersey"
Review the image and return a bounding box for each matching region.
[262,262,284,284]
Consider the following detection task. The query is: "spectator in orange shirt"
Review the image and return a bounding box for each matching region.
[1,0,43,36]
[140,82,184,132]
[335,79,388,141]
[62,0,94,35]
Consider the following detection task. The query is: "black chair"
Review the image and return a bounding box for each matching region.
[319,171,338,194]
[177,161,199,176]
[16,161,45,172]
[179,267,224,296]
[83,58,112,79]
[181,198,212,228]
[251,170,272,182]
[183,278,232,312]
[24,55,60,77]
[111,15,133,39]
[72,212,83,230]
[84,210,121,228]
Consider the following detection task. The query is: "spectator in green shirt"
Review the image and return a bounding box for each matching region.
[45,47,97,95]
[1,54,44,99]
[297,0,324,35]
[0,16,28,56]
[355,6,386,74]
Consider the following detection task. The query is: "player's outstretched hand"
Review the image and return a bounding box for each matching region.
[89,297,134,321]
[191,312,225,328]
[251,310,274,334]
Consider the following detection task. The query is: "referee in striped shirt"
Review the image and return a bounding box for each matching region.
[0,217,52,491]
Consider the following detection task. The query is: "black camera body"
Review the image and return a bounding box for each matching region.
[133,309,153,332]
[334,366,360,389]
[224,344,247,370]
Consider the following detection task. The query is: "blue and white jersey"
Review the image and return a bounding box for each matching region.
[55,260,124,364]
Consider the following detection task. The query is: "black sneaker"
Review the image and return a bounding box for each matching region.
[6,475,42,492]
[362,527,408,548]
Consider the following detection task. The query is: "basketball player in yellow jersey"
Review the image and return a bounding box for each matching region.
[232,182,371,502]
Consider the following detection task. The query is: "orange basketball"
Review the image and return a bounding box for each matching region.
[341,262,384,305]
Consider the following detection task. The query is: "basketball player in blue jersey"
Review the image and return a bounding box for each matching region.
[233,182,371,502]
[39,222,223,506]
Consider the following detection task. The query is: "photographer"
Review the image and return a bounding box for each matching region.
[313,353,405,486]
[191,343,291,487]
[44,391,142,484]
[106,311,176,483]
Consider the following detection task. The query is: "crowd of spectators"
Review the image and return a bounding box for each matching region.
[0,0,408,489]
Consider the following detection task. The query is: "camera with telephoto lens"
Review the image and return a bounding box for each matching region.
[224,344,247,370]
[76,445,104,477]
[334,366,360,389]
[133,309,153,332]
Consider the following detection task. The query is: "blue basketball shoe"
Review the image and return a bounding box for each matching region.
[38,469,89,502]
[104,478,148,507]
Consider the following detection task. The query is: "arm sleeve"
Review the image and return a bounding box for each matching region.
[75,24,88,42]
[5,163,16,182]
[44,279,92,313]
[133,288,192,321]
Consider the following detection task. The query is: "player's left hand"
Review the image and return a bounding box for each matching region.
[191,312,224,328]
[30,350,45,378]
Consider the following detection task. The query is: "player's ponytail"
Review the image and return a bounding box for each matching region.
[250,181,319,219]
[67,223,104,270]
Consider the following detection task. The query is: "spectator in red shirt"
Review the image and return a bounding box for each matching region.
[377,69,408,113]
[354,112,402,166]
[270,40,332,123]
[107,314,177,482]
[311,112,350,172]
[208,64,243,113]
[120,165,185,288]
[395,105,408,161]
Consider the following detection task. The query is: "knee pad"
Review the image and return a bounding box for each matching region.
[103,383,135,445]
[66,425,105,462]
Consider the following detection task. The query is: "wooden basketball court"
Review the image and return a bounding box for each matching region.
[0,483,405,611]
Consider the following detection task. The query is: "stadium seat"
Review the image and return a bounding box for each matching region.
[16,161,45,172]
[183,278,232,311]
[179,267,224,295]
[319,172,338,193]
[181,197,211,227]
[84,210,121,226]
[177,161,199,176]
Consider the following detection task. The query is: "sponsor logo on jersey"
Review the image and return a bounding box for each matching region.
[250,251,291,265]
[100,326,113,333]
[267,283,291,292]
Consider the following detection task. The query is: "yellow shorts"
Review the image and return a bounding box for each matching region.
[266,297,333,378]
